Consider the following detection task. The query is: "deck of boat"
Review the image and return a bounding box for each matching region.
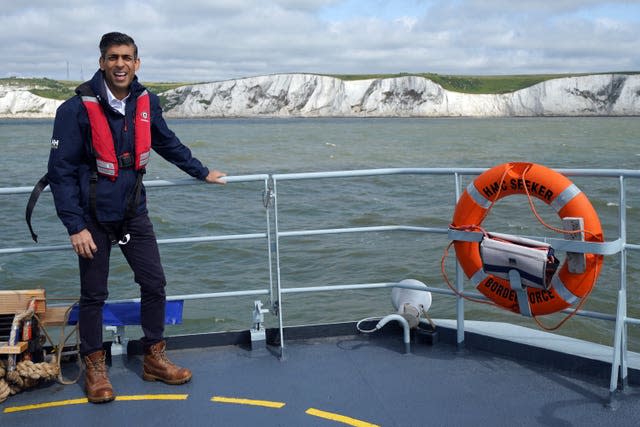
[2,321,640,426]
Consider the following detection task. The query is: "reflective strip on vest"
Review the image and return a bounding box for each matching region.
[96,159,117,176]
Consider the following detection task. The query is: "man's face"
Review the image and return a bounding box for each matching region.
[99,44,140,99]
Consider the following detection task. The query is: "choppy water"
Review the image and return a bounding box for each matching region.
[1,117,638,349]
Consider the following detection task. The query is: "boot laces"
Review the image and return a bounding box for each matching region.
[86,354,108,376]
[152,347,174,366]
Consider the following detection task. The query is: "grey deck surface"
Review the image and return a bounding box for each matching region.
[2,326,640,427]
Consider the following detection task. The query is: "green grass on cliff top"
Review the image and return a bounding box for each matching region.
[2,72,638,100]
[329,71,640,94]
[0,77,186,101]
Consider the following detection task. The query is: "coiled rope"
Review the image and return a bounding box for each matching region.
[0,357,60,403]
[0,299,79,403]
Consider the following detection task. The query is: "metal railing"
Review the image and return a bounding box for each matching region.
[2,167,639,395]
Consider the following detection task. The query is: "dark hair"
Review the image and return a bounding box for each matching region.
[99,32,138,59]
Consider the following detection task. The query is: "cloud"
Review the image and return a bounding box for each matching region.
[1,0,638,82]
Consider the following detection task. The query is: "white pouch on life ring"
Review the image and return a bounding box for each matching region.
[480,232,559,290]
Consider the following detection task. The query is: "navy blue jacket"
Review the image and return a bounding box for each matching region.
[48,70,209,235]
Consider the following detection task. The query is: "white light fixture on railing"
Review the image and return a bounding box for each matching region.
[391,279,432,328]
[357,279,433,354]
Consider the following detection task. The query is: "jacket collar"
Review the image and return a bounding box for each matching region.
[87,69,145,107]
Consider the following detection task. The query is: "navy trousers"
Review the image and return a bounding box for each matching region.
[78,214,166,356]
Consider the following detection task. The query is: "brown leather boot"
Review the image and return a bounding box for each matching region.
[83,350,115,403]
[143,341,192,385]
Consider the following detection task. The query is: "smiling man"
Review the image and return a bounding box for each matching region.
[47,32,226,403]
[100,44,139,99]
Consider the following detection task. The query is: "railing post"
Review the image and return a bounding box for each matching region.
[610,289,626,402]
[619,175,629,388]
[454,173,465,347]
[263,176,276,314]
[609,175,629,398]
[270,176,286,360]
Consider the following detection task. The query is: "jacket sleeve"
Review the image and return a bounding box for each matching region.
[47,99,89,235]
[148,93,210,180]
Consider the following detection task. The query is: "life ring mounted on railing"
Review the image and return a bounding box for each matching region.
[448,162,604,318]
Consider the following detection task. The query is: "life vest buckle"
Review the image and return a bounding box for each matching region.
[118,152,134,168]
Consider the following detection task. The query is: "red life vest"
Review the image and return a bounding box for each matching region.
[81,91,151,180]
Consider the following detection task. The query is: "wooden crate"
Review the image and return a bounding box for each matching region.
[40,305,75,326]
[0,290,46,315]
[0,341,28,355]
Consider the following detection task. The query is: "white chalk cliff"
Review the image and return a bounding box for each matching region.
[2,74,639,118]
[0,84,64,118]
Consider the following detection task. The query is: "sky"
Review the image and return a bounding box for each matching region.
[2,0,639,83]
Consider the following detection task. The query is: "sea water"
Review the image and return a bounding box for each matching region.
[0,117,638,349]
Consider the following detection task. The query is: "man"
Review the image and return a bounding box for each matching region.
[47,32,226,403]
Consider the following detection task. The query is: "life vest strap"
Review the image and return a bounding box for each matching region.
[25,173,50,243]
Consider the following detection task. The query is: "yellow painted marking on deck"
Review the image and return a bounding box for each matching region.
[306,407,380,427]
[211,396,286,408]
[4,393,380,427]
[4,398,89,413]
[115,394,188,401]
[3,394,188,413]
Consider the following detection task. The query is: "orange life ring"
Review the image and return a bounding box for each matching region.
[451,162,603,316]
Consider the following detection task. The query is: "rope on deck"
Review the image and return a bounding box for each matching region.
[0,298,75,403]
[0,357,60,403]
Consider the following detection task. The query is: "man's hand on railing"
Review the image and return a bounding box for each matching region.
[205,170,227,185]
